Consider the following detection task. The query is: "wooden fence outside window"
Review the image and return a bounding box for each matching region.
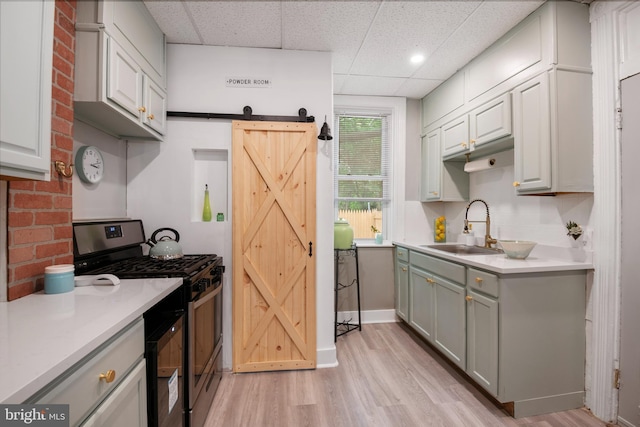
[338,209,382,239]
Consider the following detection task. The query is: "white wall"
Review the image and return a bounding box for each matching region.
[72,120,128,220]
[127,45,335,369]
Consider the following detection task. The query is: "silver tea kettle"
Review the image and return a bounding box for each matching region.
[146,228,183,260]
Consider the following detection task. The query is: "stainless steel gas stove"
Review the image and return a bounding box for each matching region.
[73,219,224,427]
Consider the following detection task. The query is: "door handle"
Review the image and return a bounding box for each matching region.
[309,241,313,257]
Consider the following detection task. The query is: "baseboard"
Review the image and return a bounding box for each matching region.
[617,415,636,427]
[316,345,338,369]
[337,309,398,324]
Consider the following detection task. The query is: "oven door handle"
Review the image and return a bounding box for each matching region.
[193,283,221,309]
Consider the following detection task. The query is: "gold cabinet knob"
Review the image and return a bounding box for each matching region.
[513,181,521,187]
[99,370,116,383]
[431,191,439,196]
[426,278,435,284]
[398,251,404,256]
[460,142,467,148]
[475,277,483,283]
[465,295,473,302]
[138,106,146,113]
[148,113,155,120]
[470,139,476,145]
[401,267,407,272]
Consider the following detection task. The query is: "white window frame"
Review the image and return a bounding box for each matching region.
[333,96,407,243]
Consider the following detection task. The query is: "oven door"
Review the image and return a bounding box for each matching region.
[188,279,222,410]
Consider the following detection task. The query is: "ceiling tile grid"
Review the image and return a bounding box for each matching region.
[144,0,548,99]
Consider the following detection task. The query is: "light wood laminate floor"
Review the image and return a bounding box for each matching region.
[204,322,612,427]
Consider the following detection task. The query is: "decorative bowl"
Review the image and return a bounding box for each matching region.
[497,240,537,259]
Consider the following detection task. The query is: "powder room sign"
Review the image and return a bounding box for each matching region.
[226,77,272,88]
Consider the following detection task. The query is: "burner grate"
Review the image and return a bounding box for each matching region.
[82,254,220,279]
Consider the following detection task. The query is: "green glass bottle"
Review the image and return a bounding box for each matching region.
[202,184,212,222]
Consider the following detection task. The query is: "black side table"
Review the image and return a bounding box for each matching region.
[334,244,362,341]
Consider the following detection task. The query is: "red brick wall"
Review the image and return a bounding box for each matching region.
[6,0,76,301]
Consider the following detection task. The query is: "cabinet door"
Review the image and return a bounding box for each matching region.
[0,0,54,180]
[421,129,442,201]
[512,73,551,193]
[108,38,142,119]
[143,75,166,135]
[81,359,148,427]
[441,115,469,158]
[434,277,466,370]
[466,289,498,396]
[409,267,435,343]
[395,259,409,321]
[469,93,512,149]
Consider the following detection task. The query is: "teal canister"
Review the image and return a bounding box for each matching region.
[44,264,75,294]
[334,219,354,249]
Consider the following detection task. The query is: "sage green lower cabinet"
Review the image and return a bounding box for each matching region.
[394,247,410,321]
[409,266,435,342]
[395,247,587,418]
[434,277,466,370]
[466,288,499,396]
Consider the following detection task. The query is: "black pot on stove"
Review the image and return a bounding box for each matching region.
[146,228,184,260]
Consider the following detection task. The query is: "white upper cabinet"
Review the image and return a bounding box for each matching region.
[441,93,512,160]
[75,0,166,141]
[421,129,468,203]
[512,73,551,192]
[512,69,593,194]
[0,0,54,180]
[421,0,592,198]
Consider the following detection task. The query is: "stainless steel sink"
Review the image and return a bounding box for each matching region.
[421,244,503,255]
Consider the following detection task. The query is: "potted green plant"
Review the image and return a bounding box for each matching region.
[371,225,383,244]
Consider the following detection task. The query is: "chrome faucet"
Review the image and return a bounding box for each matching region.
[463,199,498,249]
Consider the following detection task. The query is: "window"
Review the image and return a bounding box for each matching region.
[334,113,391,239]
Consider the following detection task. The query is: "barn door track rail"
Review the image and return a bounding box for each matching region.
[167,106,315,123]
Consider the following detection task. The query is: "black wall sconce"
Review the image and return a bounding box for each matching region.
[318,116,333,140]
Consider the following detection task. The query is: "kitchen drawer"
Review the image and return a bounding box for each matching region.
[31,318,144,426]
[410,251,466,284]
[467,267,499,298]
[396,246,409,263]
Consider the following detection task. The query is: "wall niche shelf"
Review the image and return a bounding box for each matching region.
[192,149,228,223]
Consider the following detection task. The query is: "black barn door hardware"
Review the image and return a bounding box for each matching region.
[167,106,315,123]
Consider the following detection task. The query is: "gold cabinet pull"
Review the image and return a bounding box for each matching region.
[513,181,521,187]
[475,277,483,284]
[138,106,146,113]
[401,267,407,272]
[398,251,404,256]
[426,278,435,284]
[460,142,467,148]
[148,113,155,120]
[431,191,439,196]
[465,295,473,302]
[99,370,116,383]
[470,139,476,145]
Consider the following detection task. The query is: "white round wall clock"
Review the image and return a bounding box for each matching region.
[75,146,104,184]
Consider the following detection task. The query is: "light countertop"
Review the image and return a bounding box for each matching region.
[394,241,593,274]
[0,278,182,403]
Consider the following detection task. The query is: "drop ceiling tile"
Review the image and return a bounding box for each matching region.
[349,1,483,78]
[394,78,443,99]
[339,75,406,97]
[413,0,545,80]
[282,1,381,74]
[143,0,201,44]
[333,74,348,94]
[186,1,283,48]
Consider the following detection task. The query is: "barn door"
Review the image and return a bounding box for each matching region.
[232,121,316,373]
